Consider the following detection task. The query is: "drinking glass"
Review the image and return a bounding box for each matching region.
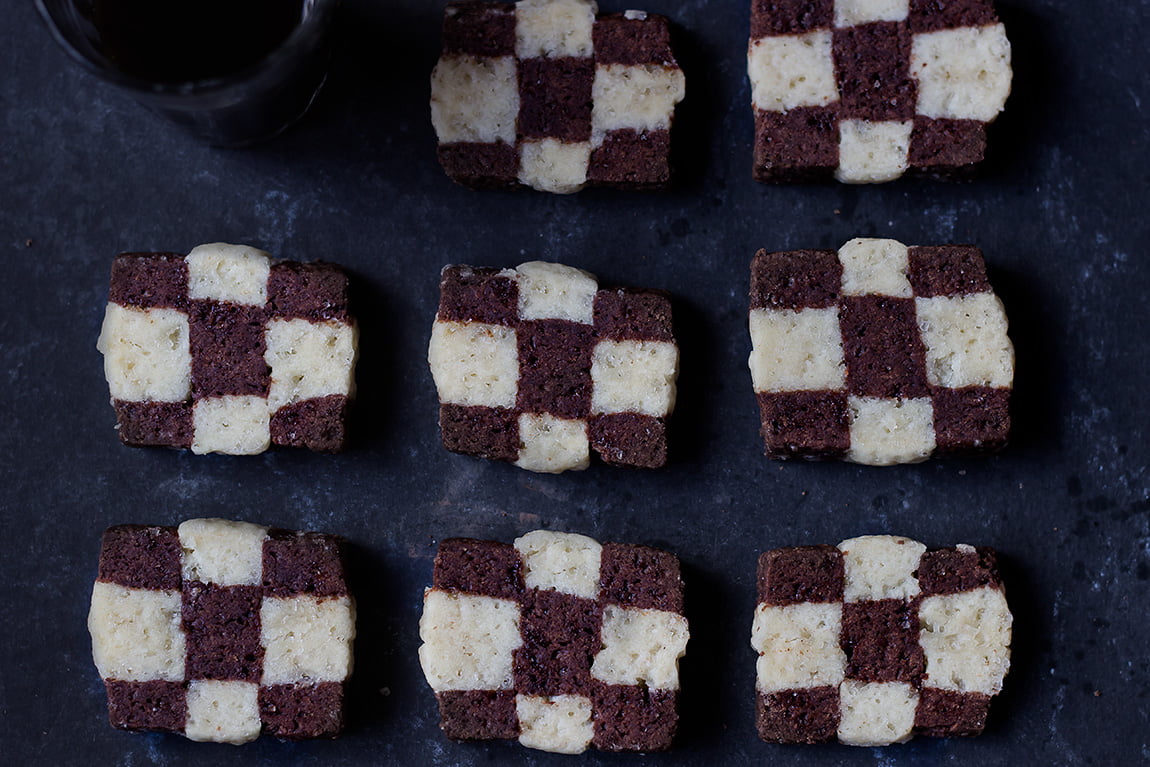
[35,0,338,147]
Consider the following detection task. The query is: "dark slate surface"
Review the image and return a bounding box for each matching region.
[2,0,1147,764]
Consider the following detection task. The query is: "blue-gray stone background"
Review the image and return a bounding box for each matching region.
[1,0,1147,764]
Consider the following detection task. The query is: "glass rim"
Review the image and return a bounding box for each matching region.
[33,0,338,99]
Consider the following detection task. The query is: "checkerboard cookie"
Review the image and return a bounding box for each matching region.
[748,0,1011,182]
[96,243,358,454]
[88,518,354,743]
[752,535,1011,745]
[431,0,685,192]
[429,261,678,472]
[419,530,688,753]
[749,238,1013,465]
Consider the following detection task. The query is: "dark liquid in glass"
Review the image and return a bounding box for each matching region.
[91,0,305,82]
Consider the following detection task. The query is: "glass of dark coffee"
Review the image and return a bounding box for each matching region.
[35,0,338,147]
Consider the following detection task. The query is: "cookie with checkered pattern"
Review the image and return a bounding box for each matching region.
[752,535,1011,745]
[419,530,688,753]
[429,261,678,472]
[748,0,1011,182]
[96,243,358,454]
[748,238,1013,465]
[431,0,685,193]
[88,518,355,743]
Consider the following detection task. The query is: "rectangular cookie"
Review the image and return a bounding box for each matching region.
[748,0,1011,182]
[752,535,1012,745]
[748,238,1013,464]
[431,0,685,192]
[96,243,358,454]
[419,530,688,753]
[429,261,678,472]
[88,518,355,743]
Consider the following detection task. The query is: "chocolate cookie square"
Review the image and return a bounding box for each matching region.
[431,0,685,193]
[97,243,358,454]
[752,535,1011,745]
[748,0,1011,182]
[429,261,678,472]
[419,530,688,753]
[88,519,354,743]
[748,238,1013,464]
